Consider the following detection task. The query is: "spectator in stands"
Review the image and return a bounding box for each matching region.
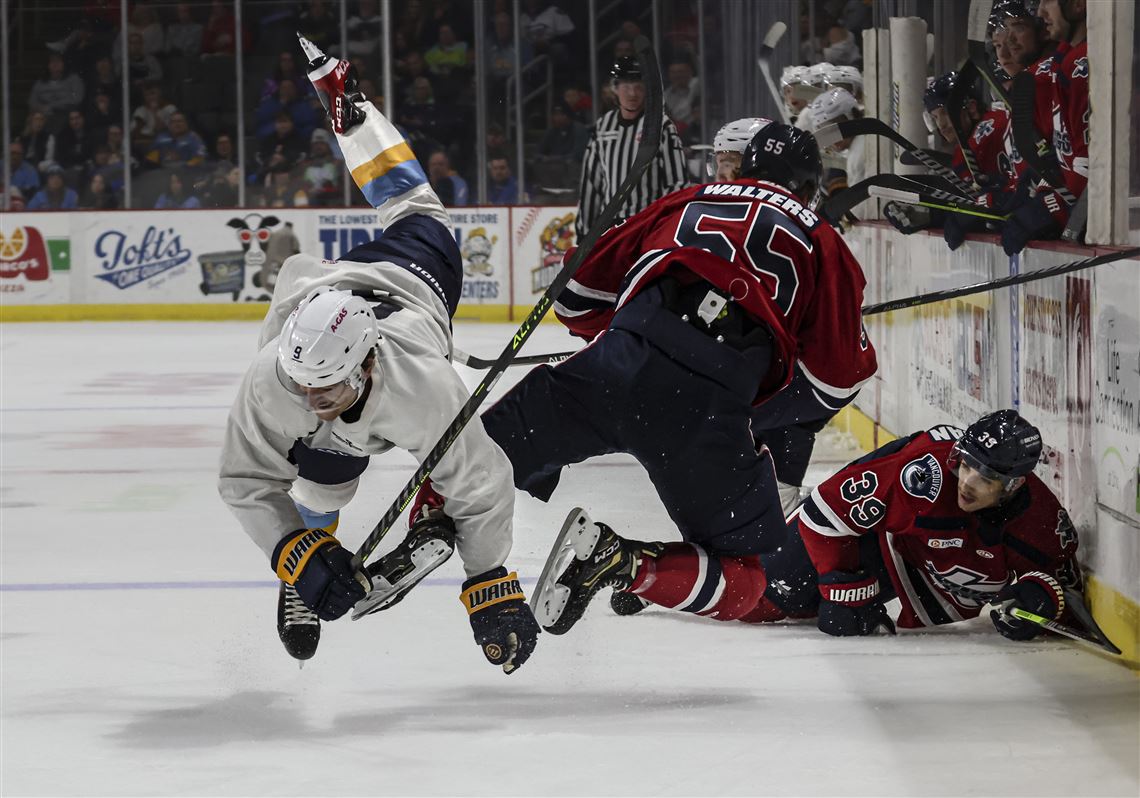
[79,172,119,209]
[60,19,107,78]
[486,11,522,107]
[486,123,509,159]
[398,76,451,147]
[562,85,593,123]
[264,166,303,208]
[203,164,241,207]
[521,1,575,71]
[823,23,861,67]
[396,0,431,50]
[55,109,95,171]
[105,125,126,163]
[154,171,202,209]
[130,83,177,150]
[347,0,384,57]
[90,144,126,195]
[427,0,473,42]
[487,155,521,203]
[256,79,320,141]
[113,3,165,58]
[257,112,306,179]
[19,111,56,171]
[85,57,119,115]
[425,24,471,80]
[212,133,236,168]
[27,166,78,210]
[4,186,27,212]
[28,53,85,118]
[8,141,41,198]
[397,51,429,103]
[202,0,249,55]
[147,112,208,171]
[166,2,204,58]
[663,59,700,137]
[297,0,338,51]
[116,31,163,99]
[87,90,117,139]
[262,51,308,101]
[299,128,341,206]
[539,102,588,160]
[427,150,469,206]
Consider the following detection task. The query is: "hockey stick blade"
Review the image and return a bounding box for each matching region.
[824,173,982,224]
[1006,606,1122,655]
[351,37,664,568]
[866,186,1007,221]
[758,22,790,124]
[861,247,1140,316]
[453,348,577,370]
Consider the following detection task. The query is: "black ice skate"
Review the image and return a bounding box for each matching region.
[277,581,320,661]
[351,511,457,620]
[298,32,366,134]
[610,590,650,616]
[533,508,661,635]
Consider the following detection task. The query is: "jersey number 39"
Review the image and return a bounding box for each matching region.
[839,471,886,529]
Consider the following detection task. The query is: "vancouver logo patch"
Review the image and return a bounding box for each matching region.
[900,453,942,503]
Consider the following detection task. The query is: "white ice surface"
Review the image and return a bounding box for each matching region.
[1,321,1137,798]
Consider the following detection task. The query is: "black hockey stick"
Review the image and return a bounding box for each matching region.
[481,248,1140,368]
[824,173,991,224]
[350,36,664,571]
[815,118,981,200]
[1001,594,1122,655]
[900,148,953,170]
[945,59,985,184]
[757,22,790,124]
[453,348,575,369]
[860,246,1140,315]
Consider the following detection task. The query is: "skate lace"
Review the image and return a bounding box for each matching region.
[283,585,319,627]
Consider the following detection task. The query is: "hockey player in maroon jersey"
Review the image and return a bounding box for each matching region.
[486,123,877,634]
[740,409,1082,638]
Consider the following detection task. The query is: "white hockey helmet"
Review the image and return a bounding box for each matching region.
[805,62,835,87]
[714,117,773,153]
[779,65,809,90]
[808,88,860,130]
[823,65,863,96]
[278,286,379,393]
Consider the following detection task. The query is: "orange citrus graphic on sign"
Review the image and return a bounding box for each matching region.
[0,227,28,260]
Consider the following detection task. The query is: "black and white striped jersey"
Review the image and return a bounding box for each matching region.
[574,109,688,239]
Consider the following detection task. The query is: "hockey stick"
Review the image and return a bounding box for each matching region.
[815,118,982,200]
[478,248,1140,367]
[860,246,1140,315]
[757,22,790,124]
[900,148,953,170]
[350,36,663,577]
[1003,605,1122,655]
[866,185,1008,221]
[453,348,575,369]
[824,172,989,223]
[945,59,985,184]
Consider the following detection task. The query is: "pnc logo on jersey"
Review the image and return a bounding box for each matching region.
[1072,57,1088,79]
[901,453,943,503]
[927,538,964,549]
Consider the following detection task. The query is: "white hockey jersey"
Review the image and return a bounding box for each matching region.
[218,238,515,579]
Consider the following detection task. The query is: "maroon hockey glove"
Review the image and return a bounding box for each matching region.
[990,571,1065,641]
[817,570,896,637]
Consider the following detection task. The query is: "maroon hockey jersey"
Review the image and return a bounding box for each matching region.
[794,425,1082,629]
[1047,40,1089,199]
[553,179,877,406]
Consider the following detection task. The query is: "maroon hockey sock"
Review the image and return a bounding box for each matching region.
[629,542,766,621]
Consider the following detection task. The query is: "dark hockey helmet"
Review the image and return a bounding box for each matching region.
[739,123,822,196]
[948,409,1043,488]
[923,71,959,112]
[610,55,643,82]
[987,0,1035,35]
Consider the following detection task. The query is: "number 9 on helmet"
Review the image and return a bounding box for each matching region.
[277,286,380,400]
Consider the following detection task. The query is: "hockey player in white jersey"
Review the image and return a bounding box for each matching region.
[218,34,539,672]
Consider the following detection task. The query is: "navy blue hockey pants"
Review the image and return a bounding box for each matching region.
[482,284,787,557]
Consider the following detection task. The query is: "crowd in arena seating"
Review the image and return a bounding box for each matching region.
[6,0,744,211]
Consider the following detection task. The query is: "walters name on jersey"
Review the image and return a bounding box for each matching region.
[794,425,1082,629]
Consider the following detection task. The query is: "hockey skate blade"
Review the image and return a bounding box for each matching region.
[532,508,593,630]
[351,539,453,620]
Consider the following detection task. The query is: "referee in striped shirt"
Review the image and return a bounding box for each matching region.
[575,56,689,239]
